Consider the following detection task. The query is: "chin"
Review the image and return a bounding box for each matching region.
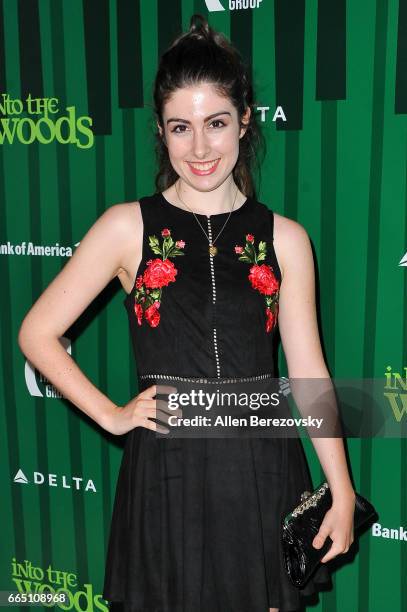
[190,179,225,192]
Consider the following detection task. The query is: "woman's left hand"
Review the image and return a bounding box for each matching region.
[312,490,356,563]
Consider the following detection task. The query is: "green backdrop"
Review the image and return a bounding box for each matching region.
[0,1,405,610]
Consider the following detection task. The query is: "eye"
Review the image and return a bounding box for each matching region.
[171,124,189,133]
[209,119,226,128]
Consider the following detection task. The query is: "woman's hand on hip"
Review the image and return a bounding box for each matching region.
[103,384,179,436]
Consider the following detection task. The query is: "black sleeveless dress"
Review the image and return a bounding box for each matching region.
[102,192,331,611]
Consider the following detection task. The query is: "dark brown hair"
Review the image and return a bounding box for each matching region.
[152,14,265,197]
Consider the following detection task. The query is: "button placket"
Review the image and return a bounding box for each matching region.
[207,217,221,378]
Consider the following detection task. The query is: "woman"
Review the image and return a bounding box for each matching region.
[18,14,356,612]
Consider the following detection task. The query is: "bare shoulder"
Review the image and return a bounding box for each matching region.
[272,212,313,281]
[100,200,141,237]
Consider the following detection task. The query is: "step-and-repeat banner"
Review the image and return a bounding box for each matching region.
[0,1,406,610]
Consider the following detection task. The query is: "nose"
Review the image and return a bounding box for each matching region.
[191,129,211,160]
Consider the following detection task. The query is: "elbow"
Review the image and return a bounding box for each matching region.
[17,317,32,356]
[18,315,61,359]
[17,314,42,358]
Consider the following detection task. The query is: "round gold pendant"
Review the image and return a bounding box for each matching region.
[209,244,218,257]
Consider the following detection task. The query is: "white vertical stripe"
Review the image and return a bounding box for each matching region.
[207,217,221,378]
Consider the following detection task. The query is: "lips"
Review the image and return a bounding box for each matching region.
[186,158,221,176]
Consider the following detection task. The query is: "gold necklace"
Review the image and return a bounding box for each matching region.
[174,180,239,257]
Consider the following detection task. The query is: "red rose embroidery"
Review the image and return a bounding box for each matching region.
[265,307,275,333]
[143,258,177,288]
[135,275,143,289]
[135,302,143,326]
[144,302,161,327]
[234,233,280,333]
[132,229,185,329]
[249,264,280,295]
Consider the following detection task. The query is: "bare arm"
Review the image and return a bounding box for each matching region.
[274,214,355,561]
[17,202,145,432]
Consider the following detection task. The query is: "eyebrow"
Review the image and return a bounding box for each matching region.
[166,111,231,125]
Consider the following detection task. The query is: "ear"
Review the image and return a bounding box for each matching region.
[239,107,251,139]
[157,121,167,146]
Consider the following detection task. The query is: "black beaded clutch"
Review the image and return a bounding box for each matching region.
[281,482,377,588]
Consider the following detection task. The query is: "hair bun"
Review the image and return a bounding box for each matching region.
[189,14,211,38]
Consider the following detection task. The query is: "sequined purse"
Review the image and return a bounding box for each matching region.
[281,482,377,588]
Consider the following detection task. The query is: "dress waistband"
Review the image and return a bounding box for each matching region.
[138,372,275,384]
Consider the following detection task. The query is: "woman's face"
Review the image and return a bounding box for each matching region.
[158,82,250,192]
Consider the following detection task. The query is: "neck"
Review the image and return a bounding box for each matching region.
[168,178,245,215]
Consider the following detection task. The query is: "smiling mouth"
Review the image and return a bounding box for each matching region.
[186,158,221,171]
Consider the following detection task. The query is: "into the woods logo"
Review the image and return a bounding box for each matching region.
[11,558,108,611]
[0,93,94,149]
[384,366,407,422]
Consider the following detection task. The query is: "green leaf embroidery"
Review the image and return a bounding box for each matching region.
[149,245,163,256]
[168,248,185,257]
[238,254,252,263]
[149,235,160,247]
[148,289,161,300]
[162,236,174,259]
[149,235,162,257]
[245,242,256,262]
